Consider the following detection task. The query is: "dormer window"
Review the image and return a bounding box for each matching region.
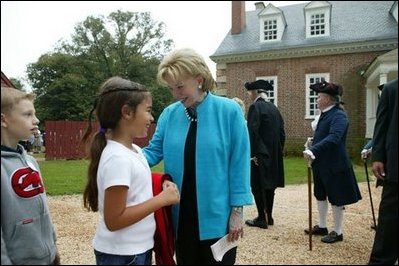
[304,1,331,38]
[263,19,278,40]
[258,3,287,43]
[310,13,325,36]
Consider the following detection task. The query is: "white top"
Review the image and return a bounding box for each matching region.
[93,140,155,255]
[311,114,320,131]
[311,105,334,131]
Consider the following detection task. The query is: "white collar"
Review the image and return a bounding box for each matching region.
[322,105,334,113]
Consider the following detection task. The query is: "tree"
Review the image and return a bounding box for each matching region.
[9,77,24,91]
[151,86,174,121]
[27,9,174,122]
[27,53,101,122]
[59,10,173,90]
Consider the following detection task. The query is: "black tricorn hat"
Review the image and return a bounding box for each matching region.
[244,79,273,92]
[309,81,343,96]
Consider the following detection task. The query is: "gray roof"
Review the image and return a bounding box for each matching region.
[212,1,398,57]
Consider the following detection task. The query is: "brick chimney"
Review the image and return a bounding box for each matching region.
[231,1,245,35]
[255,2,265,10]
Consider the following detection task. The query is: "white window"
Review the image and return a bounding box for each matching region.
[256,76,278,106]
[310,13,325,36]
[305,73,330,118]
[304,1,331,38]
[258,4,286,43]
[263,19,278,40]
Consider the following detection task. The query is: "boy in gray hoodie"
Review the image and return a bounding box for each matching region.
[1,87,59,265]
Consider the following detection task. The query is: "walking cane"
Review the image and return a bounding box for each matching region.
[363,158,377,230]
[307,160,312,251]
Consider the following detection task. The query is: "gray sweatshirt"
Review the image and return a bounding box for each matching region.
[1,145,57,265]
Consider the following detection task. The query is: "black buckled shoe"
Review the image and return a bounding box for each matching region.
[321,231,343,243]
[304,225,328,235]
[267,217,274,226]
[245,217,268,229]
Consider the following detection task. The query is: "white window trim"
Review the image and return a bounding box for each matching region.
[260,17,278,42]
[305,9,330,38]
[305,73,330,119]
[256,76,278,106]
[365,86,381,138]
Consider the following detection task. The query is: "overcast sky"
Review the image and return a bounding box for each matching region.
[1,1,307,88]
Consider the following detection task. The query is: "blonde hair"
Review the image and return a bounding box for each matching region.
[1,87,35,114]
[232,97,246,115]
[157,48,216,91]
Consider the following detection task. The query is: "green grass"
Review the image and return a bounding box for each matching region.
[284,157,366,185]
[38,159,164,195]
[37,156,367,196]
[39,159,89,195]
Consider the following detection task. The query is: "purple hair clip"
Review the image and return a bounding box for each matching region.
[99,127,107,134]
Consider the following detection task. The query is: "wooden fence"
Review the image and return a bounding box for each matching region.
[44,121,156,160]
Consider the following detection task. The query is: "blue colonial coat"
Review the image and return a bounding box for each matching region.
[310,106,362,206]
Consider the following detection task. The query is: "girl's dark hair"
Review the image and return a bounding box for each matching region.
[82,76,150,211]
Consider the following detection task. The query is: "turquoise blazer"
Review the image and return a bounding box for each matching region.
[143,93,253,240]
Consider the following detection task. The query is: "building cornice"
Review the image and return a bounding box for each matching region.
[210,39,398,64]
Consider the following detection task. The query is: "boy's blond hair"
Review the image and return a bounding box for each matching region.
[1,87,35,114]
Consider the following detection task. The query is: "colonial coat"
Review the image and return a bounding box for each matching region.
[247,97,285,190]
[310,106,362,206]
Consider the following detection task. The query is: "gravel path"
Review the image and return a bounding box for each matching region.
[49,182,382,265]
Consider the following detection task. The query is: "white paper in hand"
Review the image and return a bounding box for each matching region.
[210,234,239,262]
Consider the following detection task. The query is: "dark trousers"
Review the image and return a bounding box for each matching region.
[253,189,275,222]
[369,181,398,265]
[251,161,275,222]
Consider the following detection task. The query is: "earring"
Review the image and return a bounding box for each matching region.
[198,84,202,90]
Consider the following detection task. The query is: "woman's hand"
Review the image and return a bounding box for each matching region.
[228,206,244,242]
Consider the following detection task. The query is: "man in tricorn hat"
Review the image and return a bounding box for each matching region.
[303,81,362,243]
[244,79,285,229]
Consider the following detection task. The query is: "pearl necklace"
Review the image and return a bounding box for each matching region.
[183,91,209,122]
[184,107,197,122]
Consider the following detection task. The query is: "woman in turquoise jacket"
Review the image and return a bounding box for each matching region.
[143,48,252,265]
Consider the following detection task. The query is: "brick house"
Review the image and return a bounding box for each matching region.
[210,1,398,156]
[1,71,16,88]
